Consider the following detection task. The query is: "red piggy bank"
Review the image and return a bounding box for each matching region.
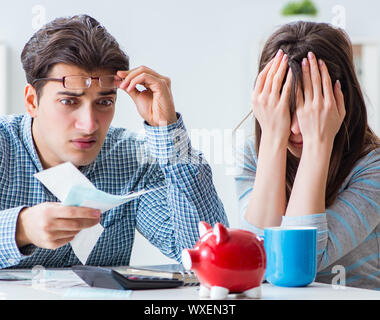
[182,222,266,299]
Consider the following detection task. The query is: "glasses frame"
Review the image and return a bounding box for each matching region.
[32,75,122,89]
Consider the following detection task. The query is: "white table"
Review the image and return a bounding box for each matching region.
[0,269,379,300]
[130,282,380,300]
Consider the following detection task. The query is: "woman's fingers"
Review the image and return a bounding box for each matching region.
[279,68,293,104]
[297,53,346,144]
[307,52,322,102]
[301,57,313,102]
[318,59,334,104]
[296,79,304,109]
[254,58,274,95]
[272,53,289,96]
[262,49,285,94]
[334,80,346,119]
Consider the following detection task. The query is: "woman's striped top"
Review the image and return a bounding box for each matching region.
[234,138,380,290]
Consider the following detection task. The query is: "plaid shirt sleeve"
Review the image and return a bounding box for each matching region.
[0,206,34,268]
[136,113,228,262]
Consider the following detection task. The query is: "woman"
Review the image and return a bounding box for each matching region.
[235,21,380,289]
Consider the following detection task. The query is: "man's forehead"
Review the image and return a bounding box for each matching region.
[48,63,115,78]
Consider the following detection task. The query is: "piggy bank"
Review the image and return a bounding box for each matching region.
[182,222,266,299]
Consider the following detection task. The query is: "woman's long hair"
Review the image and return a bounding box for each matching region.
[255,21,380,207]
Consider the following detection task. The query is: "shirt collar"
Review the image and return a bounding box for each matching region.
[21,114,44,172]
[20,113,96,176]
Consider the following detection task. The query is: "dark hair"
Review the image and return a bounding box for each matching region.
[21,14,129,99]
[255,21,380,207]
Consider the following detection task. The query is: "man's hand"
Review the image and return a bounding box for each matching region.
[16,203,101,250]
[117,66,178,127]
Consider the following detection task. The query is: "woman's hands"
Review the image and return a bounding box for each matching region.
[286,52,346,217]
[252,50,345,150]
[296,52,345,150]
[246,49,292,228]
[247,49,346,225]
[252,49,293,146]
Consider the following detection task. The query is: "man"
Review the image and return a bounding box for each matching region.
[0,15,228,268]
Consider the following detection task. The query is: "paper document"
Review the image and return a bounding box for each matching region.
[34,162,162,264]
[33,162,95,202]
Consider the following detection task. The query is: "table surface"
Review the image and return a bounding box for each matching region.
[130,282,380,300]
[0,269,379,300]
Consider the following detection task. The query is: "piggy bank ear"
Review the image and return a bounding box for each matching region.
[198,221,212,237]
[213,223,229,244]
[182,249,200,270]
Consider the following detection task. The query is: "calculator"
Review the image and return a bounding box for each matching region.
[72,265,184,290]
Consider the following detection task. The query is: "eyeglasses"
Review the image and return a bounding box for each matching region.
[32,75,123,89]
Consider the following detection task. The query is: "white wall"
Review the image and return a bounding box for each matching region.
[0,0,379,265]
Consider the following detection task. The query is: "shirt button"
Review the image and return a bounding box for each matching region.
[174,136,181,144]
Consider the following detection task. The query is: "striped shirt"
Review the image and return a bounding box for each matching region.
[0,113,228,269]
[235,138,380,290]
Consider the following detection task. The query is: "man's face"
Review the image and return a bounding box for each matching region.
[30,63,116,168]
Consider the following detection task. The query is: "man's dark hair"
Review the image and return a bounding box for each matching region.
[21,14,129,99]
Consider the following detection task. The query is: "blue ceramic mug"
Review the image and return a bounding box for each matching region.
[264,226,317,287]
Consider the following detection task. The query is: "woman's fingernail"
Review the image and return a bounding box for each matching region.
[336,80,341,89]
[318,59,323,67]
[282,54,288,62]
[277,49,283,57]
[308,51,314,60]
[302,58,308,67]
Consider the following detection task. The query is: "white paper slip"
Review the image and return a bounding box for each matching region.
[68,223,104,266]
[34,162,164,265]
[63,184,163,214]
[34,162,95,202]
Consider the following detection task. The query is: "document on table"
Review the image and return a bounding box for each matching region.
[34,162,162,264]
[0,268,132,299]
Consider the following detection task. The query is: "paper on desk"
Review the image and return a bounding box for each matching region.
[63,287,132,299]
[34,162,163,265]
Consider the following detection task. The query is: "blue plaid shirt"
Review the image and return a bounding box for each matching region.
[0,113,228,269]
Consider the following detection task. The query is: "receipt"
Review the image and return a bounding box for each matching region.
[34,162,96,202]
[34,162,162,264]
